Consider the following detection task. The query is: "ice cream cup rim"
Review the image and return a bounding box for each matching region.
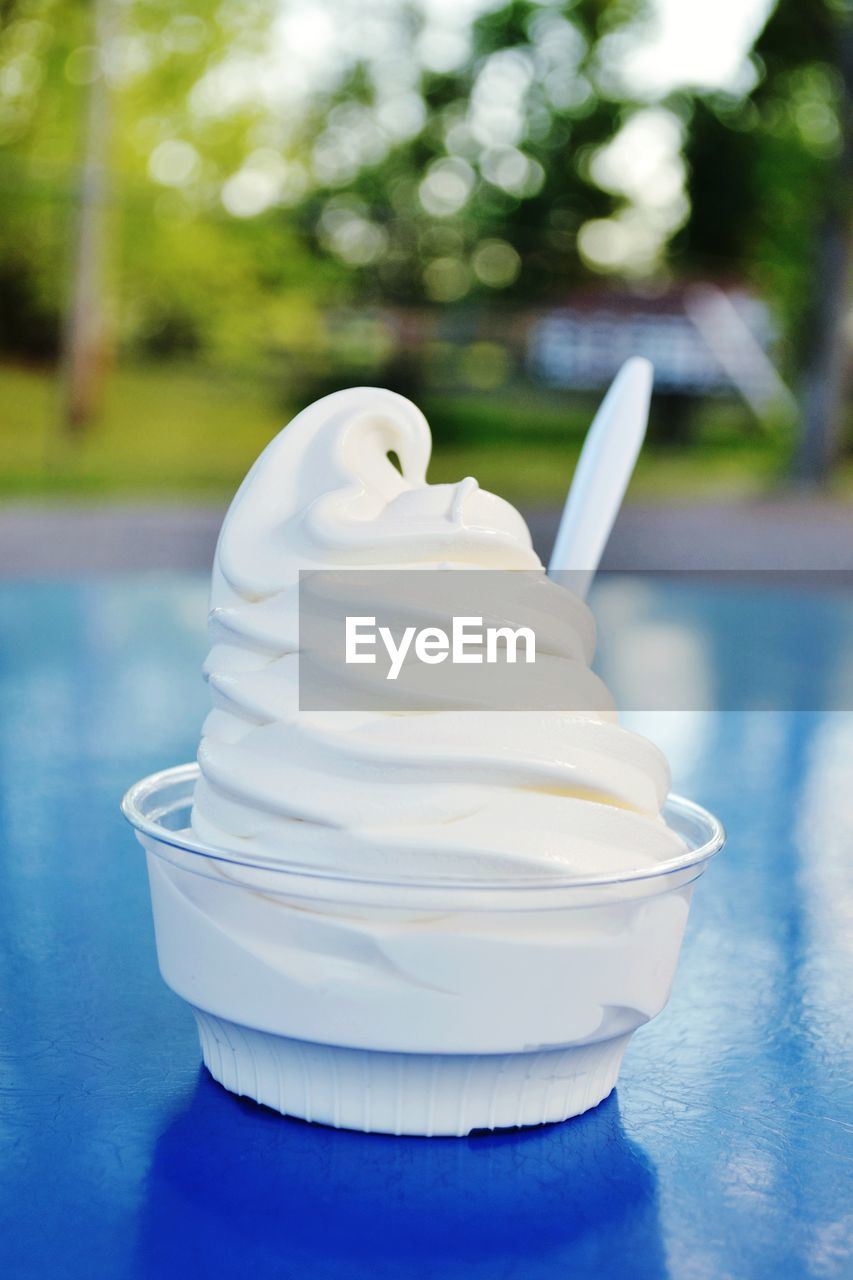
[121,762,726,894]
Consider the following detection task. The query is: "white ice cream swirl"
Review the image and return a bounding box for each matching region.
[191,387,684,879]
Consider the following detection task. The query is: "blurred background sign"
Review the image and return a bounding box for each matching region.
[0,0,850,552]
[529,286,784,398]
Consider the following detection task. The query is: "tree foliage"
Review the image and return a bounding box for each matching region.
[678,0,848,354]
[0,0,847,369]
[0,0,329,361]
[293,1,640,305]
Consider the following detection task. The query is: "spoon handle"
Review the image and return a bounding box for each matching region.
[547,357,653,599]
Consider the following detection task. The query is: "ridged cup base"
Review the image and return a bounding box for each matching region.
[193,1010,630,1136]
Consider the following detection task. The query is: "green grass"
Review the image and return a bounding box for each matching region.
[0,360,846,506]
[0,362,286,499]
[424,393,795,502]
[427,438,788,503]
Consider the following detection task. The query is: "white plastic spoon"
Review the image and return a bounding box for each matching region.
[547,356,653,600]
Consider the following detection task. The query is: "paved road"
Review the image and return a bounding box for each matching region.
[0,497,851,575]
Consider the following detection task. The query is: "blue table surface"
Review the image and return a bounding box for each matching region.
[1,574,852,1280]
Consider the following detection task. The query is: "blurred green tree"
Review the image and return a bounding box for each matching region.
[680,0,851,481]
[0,0,848,473]
[293,0,638,306]
[0,0,334,403]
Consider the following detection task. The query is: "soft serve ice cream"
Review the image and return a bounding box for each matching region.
[125,387,723,1135]
[192,387,684,881]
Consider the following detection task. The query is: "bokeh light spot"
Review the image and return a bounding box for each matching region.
[418,157,475,217]
[472,239,521,288]
[149,140,201,188]
[423,256,472,302]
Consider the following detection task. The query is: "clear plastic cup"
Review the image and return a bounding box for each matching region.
[122,764,725,1136]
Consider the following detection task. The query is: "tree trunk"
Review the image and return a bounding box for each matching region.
[58,0,113,440]
[795,22,852,486]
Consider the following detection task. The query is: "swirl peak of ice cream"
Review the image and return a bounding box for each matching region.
[191,387,684,879]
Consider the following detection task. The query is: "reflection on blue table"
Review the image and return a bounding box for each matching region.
[138,1076,665,1280]
[0,575,851,1280]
